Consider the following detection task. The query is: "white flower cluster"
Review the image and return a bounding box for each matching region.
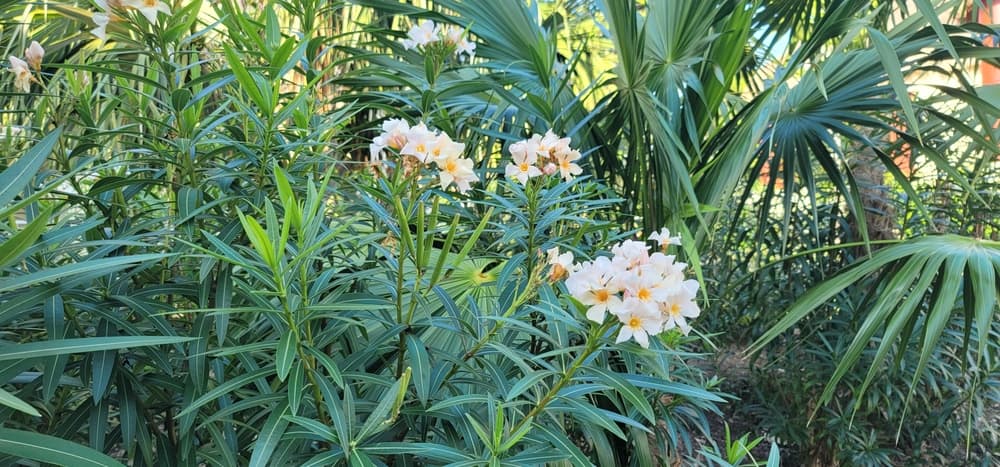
[370,119,480,194]
[504,130,583,184]
[401,20,476,58]
[555,228,699,348]
[7,41,43,93]
[91,0,172,41]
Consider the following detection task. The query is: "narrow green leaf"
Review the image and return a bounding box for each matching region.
[0,336,193,361]
[91,320,117,402]
[356,369,408,442]
[285,415,338,442]
[913,0,958,60]
[248,401,290,467]
[406,336,431,405]
[0,387,40,417]
[275,331,296,382]
[968,251,997,366]
[0,254,174,294]
[0,207,51,270]
[0,428,125,466]
[0,129,61,209]
[588,367,655,423]
[868,27,920,140]
[534,423,590,467]
[237,212,275,269]
[176,367,274,418]
[288,361,304,416]
[223,45,269,111]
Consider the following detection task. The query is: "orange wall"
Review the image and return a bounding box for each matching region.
[980,0,1000,85]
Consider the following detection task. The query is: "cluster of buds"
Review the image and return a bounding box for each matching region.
[370,118,480,194]
[553,228,699,348]
[91,0,172,41]
[7,41,44,93]
[401,20,476,59]
[505,130,583,184]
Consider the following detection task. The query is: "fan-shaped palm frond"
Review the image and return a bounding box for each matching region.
[748,234,1000,418]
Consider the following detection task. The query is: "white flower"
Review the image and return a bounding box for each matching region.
[427,132,465,164]
[399,123,437,163]
[648,227,681,250]
[611,240,650,270]
[122,0,171,23]
[442,26,476,57]
[435,154,478,194]
[553,148,583,181]
[659,279,700,335]
[91,12,110,41]
[566,257,624,322]
[614,299,664,348]
[504,140,542,184]
[546,247,574,281]
[8,56,31,93]
[370,118,411,161]
[24,41,44,71]
[539,130,571,157]
[402,20,439,50]
[620,270,672,313]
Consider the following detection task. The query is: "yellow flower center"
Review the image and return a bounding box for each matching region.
[628,316,641,328]
[415,143,426,153]
[144,0,157,6]
[560,160,570,169]
[445,159,457,172]
[637,288,651,301]
[519,162,530,172]
[594,289,609,302]
[670,303,681,316]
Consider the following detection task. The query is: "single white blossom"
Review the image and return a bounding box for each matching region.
[505,140,542,184]
[648,227,682,249]
[566,257,624,323]
[659,279,700,335]
[427,132,466,164]
[370,118,411,161]
[553,148,583,181]
[122,0,171,23]
[614,300,664,348]
[442,26,476,57]
[435,154,478,194]
[399,123,437,163]
[546,247,574,281]
[8,56,31,92]
[24,41,44,71]
[402,20,439,50]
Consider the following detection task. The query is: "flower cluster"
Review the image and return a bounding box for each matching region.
[7,41,43,93]
[91,0,172,41]
[505,130,583,184]
[401,20,476,58]
[370,119,479,194]
[558,228,699,348]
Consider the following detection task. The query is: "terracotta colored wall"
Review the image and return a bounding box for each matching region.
[980,0,1000,85]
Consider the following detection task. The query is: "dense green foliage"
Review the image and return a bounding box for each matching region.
[1,0,998,465]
